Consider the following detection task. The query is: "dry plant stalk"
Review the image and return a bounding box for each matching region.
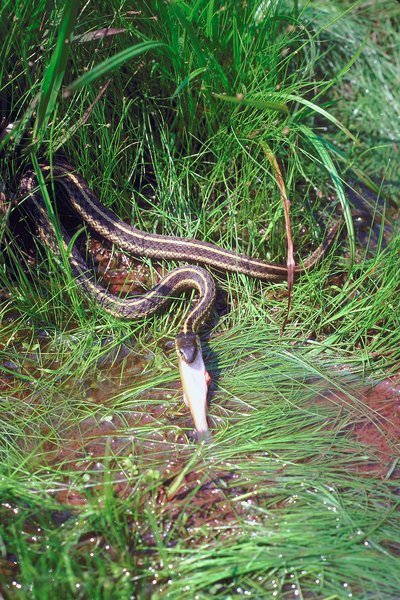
[261,142,294,335]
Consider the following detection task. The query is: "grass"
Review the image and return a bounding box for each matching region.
[1,0,400,598]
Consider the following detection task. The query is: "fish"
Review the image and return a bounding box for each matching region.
[175,332,212,443]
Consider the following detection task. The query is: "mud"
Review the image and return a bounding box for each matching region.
[347,375,400,477]
[315,372,400,478]
[87,237,163,296]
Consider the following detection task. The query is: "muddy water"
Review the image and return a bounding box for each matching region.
[343,375,400,477]
[310,372,400,478]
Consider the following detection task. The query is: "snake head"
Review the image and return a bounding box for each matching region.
[175,332,212,443]
[175,332,201,364]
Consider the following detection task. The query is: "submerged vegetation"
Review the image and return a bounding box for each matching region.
[0,0,400,597]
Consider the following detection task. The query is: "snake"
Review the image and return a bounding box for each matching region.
[19,162,339,440]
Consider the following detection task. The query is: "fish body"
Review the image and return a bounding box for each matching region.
[176,333,212,443]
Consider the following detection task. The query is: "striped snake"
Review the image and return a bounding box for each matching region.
[19,162,339,440]
[19,162,339,364]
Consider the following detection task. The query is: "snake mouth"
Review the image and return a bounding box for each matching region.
[176,332,212,442]
[175,331,201,364]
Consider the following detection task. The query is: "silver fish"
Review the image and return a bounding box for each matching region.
[176,332,212,443]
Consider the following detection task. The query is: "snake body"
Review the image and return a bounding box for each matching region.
[19,162,338,362]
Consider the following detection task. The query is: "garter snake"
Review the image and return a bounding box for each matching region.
[19,162,339,357]
[19,162,339,441]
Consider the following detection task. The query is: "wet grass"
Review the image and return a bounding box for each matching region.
[1,0,400,598]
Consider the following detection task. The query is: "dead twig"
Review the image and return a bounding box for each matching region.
[261,142,294,336]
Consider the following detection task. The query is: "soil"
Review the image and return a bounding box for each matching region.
[344,374,400,477]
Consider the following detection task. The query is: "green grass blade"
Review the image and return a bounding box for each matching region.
[64,41,170,97]
[299,124,355,261]
[289,93,359,144]
[213,93,289,114]
[171,67,207,99]
[33,3,79,143]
